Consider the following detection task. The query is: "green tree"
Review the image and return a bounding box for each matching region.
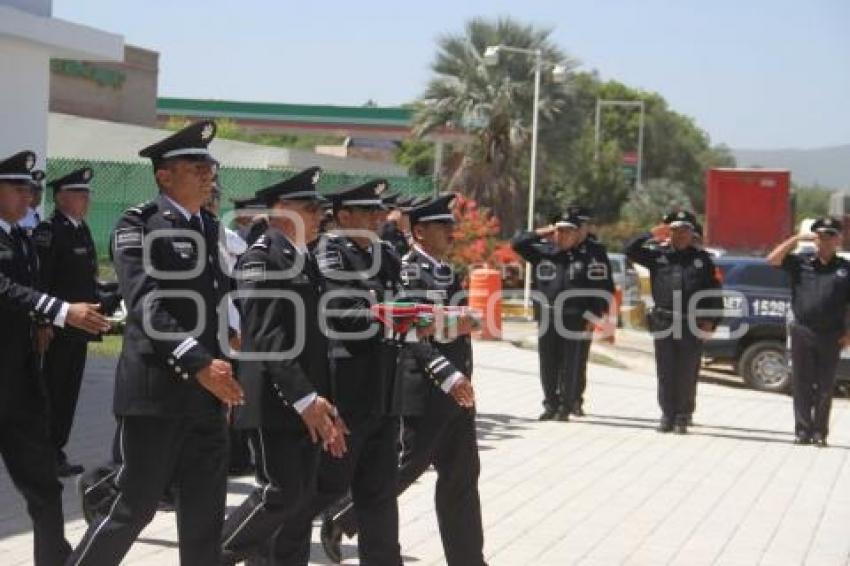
[413,17,576,234]
[792,184,831,224]
[620,178,694,229]
[395,139,434,177]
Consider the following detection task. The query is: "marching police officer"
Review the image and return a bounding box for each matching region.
[32,167,121,477]
[625,210,722,434]
[569,205,615,416]
[219,167,347,563]
[267,180,463,565]
[320,194,484,565]
[512,212,601,421]
[66,121,245,565]
[767,217,850,446]
[0,150,110,566]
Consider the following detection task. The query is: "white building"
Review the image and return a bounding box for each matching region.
[0,0,123,165]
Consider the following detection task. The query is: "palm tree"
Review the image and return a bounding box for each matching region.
[414,17,577,234]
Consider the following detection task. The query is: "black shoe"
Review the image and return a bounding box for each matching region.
[57,461,85,477]
[320,515,343,564]
[685,415,694,426]
[793,434,812,445]
[657,420,674,433]
[539,409,556,421]
[78,465,119,526]
[812,433,828,447]
[674,423,688,435]
[571,404,586,417]
[553,408,571,422]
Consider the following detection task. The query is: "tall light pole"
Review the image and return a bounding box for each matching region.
[484,45,566,317]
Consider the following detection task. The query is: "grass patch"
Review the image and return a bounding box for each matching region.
[89,334,123,358]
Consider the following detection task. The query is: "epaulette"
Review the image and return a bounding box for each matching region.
[250,234,271,250]
[124,201,158,219]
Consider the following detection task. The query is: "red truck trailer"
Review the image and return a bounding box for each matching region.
[704,168,792,253]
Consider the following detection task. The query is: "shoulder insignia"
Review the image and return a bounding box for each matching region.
[125,201,158,220]
[316,249,343,272]
[114,227,144,250]
[241,261,266,282]
[250,235,271,250]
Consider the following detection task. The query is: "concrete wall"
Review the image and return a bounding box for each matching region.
[0,37,50,165]
[50,45,159,126]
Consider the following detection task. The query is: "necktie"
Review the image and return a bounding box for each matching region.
[189,215,204,236]
[10,226,27,259]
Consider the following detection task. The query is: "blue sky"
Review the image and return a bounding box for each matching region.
[54,0,849,150]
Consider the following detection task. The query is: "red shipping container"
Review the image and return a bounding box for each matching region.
[705,168,791,253]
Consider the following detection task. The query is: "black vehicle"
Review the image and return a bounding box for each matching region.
[703,256,850,393]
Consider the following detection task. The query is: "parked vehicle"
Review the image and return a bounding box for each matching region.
[608,252,640,306]
[703,256,850,393]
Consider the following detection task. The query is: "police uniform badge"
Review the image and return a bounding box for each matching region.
[25,153,35,170]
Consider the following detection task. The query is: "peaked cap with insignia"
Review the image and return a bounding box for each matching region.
[255,166,326,205]
[663,210,697,230]
[0,150,38,184]
[812,217,842,235]
[409,193,457,225]
[139,120,218,169]
[47,167,94,194]
[328,178,389,210]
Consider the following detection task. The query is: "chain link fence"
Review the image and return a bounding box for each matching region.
[44,158,434,258]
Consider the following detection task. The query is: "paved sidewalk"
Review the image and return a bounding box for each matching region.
[2,341,850,565]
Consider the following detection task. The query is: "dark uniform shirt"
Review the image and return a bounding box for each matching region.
[511,231,602,323]
[233,228,331,430]
[109,195,229,417]
[624,233,723,324]
[378,221,410,257]
[781,253,850,333]
[576,234,616,317]
[33,211,119,341]
[0,224,47,418]
[394,246,473,415]
[313,233,460,420]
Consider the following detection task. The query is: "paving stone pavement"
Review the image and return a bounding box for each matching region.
[2,339,850,565]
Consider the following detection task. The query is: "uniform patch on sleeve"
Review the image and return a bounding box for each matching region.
[33,229,52,247]
[241,261,266,282]
[587,262,609,281]
[316,250,343,272]
[114,227,143,250]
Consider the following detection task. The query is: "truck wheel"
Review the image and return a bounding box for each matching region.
[739,340,790,393]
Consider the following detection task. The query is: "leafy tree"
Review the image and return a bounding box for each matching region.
[395,139,434,177]
[792,184,831,224]
[620,178,694,229]
[413,17,576,234]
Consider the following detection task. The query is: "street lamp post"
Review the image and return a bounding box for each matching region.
[484,45,565,318]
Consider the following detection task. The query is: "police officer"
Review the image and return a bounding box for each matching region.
[66,121,245,565]
[32,167,121,477]
[767,217,850,446]
[512,212,600,421]
[267,180,463,565]
[320,194,484,565]
[0,150,110,566]
[568,205,615,417]
[625,211,722,434]
[219,167,348,563]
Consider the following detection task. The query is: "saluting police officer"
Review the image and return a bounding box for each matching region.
[0,150,110,566]
[568,205,615,417]
[219,167,347,564]
[378,193,413,257]
[512,212,600,421]
[32,167,120,477]
[66,121,245,566]
[320,194,483,565]
[625,211,722,434]
[767,217,850,446]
